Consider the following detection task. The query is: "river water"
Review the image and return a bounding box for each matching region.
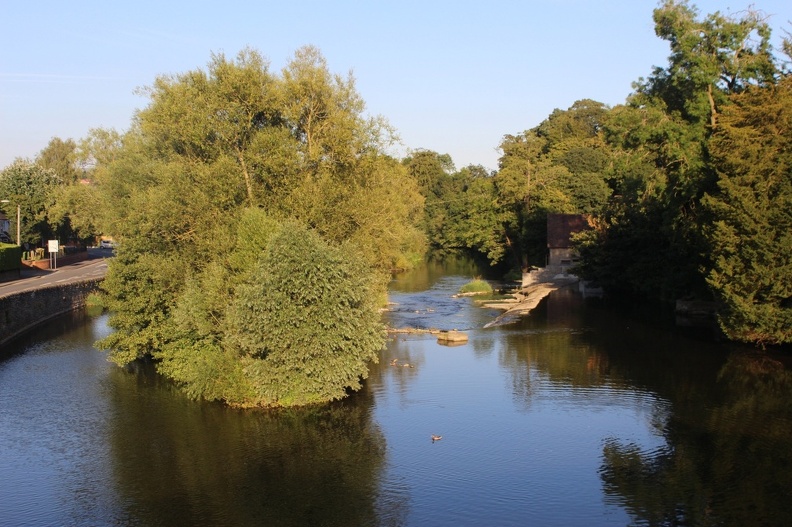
[1,259,791,526]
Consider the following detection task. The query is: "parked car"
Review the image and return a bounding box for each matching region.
[0,231,12,243]
[99,240,114,249]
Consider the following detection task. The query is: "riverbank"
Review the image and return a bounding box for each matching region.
[0,250,109,348]
[0,278,103,348]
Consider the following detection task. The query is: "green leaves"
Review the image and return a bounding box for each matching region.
[224,221,385,406]
[575,2,787,306]
[0,159,63,245]
[493,100,612,267]
[92,47,410,406]
[704,78,792,346]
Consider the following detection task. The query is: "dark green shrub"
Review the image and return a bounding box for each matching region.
[0,244,21,271]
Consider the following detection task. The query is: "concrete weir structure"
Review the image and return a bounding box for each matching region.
[0,278,103,348]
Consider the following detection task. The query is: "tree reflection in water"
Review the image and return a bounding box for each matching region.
[599,351,792,526]
[106,359,406,527]
[496,290,792,526]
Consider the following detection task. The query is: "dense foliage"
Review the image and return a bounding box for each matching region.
[149,216,385,407]
[92,47,423,406]
[704,77,792,345]
[0,136,102,247]
[0,159,63,246]
[570,1,791,346]
[405,99,613,272]
[3,0,790,406]
[495,99,612,268]
[0,244,22,271]
[458,279,493,295]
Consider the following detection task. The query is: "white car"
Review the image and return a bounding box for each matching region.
[99,240,114,249]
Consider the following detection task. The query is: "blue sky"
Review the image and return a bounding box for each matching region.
[2,1,790,172]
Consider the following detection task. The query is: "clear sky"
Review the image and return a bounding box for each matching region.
[2,0,790,172]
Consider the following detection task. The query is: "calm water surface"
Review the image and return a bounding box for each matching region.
[1,259,791,526]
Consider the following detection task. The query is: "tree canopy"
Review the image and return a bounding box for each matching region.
[0,159,62,246]
[572,0,791,345]
[93,47,424,406]
[704,76,792,346]
[5,0,790,395]
[494,99,612,268]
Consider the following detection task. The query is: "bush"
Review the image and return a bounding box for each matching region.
[459,278,493,294]
[225,222,386,406]
[152,219,387,408]
[0,244,22,271]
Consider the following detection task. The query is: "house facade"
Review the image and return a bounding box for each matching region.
[546,213,591,270]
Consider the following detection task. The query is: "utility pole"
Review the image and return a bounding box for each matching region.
[14,203,19,245]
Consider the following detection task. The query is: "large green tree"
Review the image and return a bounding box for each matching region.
[576,0,782,303]
[95,47,423,406]
[400,150,516,269]
[402,150,456,253]
[38,135,111,245]
[93,47,424,406]
[443,164,512,266]
[148,216,385,407]
[0,159,62,246]
[495,99,612,268]
[36,137,81,184]
[704,77,792,346]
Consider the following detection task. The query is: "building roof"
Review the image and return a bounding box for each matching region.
[547,213,590,248]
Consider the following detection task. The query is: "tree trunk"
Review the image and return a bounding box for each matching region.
[236,148,255,204]
[707,84,718,129]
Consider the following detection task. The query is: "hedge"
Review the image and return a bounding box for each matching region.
[0,244,22,272]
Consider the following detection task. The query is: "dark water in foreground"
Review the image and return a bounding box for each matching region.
[1,259,791,526]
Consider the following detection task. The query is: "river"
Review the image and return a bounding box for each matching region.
[1,259,791,526]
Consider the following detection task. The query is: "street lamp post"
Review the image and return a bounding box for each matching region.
[0,199,21,245]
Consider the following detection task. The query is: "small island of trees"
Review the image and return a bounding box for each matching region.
[1,0,790,407]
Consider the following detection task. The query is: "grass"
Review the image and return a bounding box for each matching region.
[458,278,493,295]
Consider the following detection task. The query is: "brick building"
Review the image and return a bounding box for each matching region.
[546,213,591,269]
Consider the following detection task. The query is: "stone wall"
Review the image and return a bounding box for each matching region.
[0,278,103,347]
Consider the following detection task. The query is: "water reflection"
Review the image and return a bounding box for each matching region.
[599,351,792,526]
[405,278,792,526]
[1,313,403,527]
[106,360,398,527]
[388,256,485,294]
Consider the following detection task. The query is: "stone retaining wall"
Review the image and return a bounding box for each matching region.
[0,278,103,347]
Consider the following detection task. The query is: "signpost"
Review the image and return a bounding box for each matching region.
[48,240,59,270]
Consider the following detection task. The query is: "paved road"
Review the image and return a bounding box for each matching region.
[0,249,110,298]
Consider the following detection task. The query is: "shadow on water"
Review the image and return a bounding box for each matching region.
[0,308,100,361]
[106,365,398,526]
[388,255,493,294]
[104,349,408,526]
